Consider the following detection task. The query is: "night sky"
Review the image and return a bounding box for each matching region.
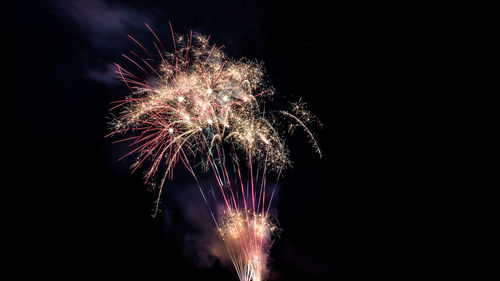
[13,1,420,280]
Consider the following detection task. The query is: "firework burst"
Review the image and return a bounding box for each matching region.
[218,209,278,281]
[107,22,320,281]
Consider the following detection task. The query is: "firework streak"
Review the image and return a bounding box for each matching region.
[107,22,320,281]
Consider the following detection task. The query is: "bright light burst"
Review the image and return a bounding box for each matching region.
[218,209,277,281]
[107,22,320,281]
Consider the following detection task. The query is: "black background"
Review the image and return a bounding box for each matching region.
[12,1,425,280]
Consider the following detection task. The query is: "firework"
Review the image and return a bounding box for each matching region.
[218,209,277,281]
[107,22,320,281]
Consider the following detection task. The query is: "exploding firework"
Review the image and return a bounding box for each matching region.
[218,209,277,281]
[107,22,320,281]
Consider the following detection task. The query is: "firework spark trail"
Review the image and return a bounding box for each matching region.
[218,209,277,281]
[107,23,320,281]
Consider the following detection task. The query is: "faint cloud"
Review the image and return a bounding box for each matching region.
[87,63,120,86]
[49,0,156,85]
[49,0,151,48]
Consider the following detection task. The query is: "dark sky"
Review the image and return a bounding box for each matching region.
[12,1,423,280]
